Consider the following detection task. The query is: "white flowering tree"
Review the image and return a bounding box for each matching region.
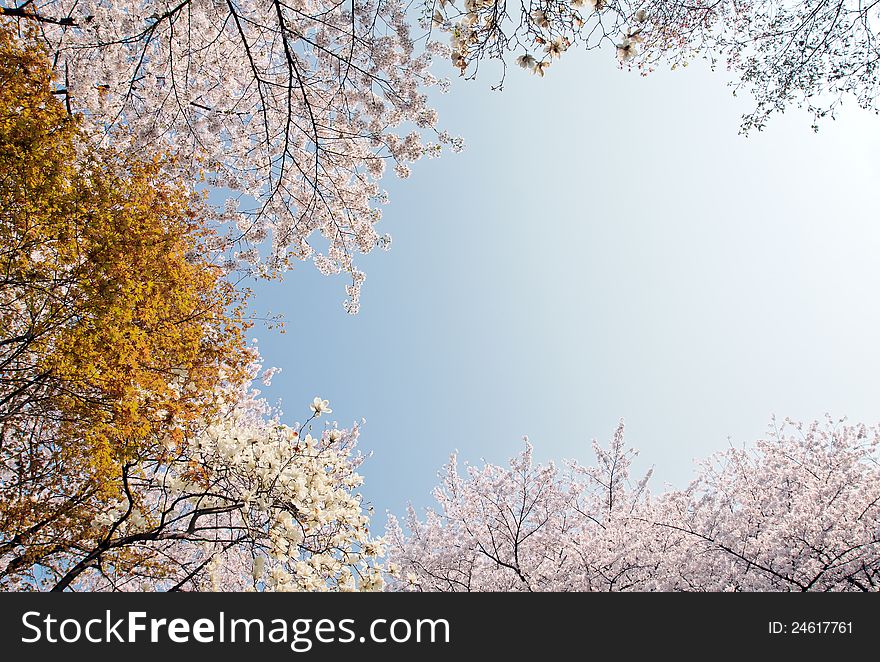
[0,366,386,592]
[387,418,880,591]
[0,0,461,310]
[424,0,880,131]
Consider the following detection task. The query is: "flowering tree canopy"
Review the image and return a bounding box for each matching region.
[2,1,875,311]
[425,0,880,131]
[388,418,880,591]
[0,0,461,309]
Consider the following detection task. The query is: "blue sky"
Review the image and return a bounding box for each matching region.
[245,48,880,519]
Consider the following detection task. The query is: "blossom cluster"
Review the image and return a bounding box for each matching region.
[422,0,655,82]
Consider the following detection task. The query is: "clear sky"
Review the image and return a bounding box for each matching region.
[245,48,880,519]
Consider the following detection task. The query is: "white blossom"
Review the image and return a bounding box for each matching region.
[310,397,332,417]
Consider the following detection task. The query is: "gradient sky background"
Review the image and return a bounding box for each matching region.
[244,48,880,520]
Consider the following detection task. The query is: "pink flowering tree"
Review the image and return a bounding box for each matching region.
[656,418,880,591]
[0,0,460,309]
[387,418,880,591]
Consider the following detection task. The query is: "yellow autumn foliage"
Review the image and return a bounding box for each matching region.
[0,24,251,488]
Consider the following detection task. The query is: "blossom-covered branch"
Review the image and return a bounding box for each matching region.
[425,0,880,130]
[1,0,462,310]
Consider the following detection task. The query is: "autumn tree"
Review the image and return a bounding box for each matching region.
[387,418,880,591]
[0,25,260,580]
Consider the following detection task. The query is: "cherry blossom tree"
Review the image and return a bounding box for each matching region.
[656,418,880,591]
[424,0,880,131]
[387,418,880,591]
[0,0,461,310]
